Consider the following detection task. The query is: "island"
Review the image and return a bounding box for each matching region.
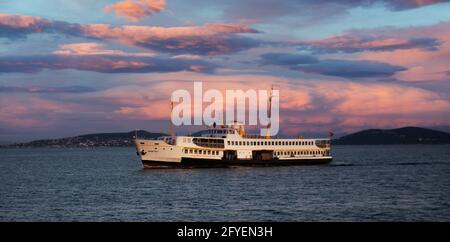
[333,127,450,145]
[3,130,166,148]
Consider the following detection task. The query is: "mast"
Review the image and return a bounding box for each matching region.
[265,85,273,139]
[169,101,174,144]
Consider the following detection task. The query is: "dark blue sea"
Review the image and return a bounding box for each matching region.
[0,145,449,221]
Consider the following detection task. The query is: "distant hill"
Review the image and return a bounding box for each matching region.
[333,127,450,145]
[5,130,166,148]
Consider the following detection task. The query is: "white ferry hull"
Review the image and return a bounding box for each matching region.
[141,156,332,168]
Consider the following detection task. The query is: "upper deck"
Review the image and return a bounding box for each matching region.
[169,122,331,150]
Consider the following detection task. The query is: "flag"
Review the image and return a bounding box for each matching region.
[328,131,334,137]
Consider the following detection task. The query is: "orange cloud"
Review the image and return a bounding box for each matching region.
[104,0,165,22]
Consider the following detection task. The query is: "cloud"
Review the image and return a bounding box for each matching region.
[0,14,261,55]
[384,0,450,10]
[80,23,261,55]
[0,86,97,93]
[223,0,450,22]
[53,42,155,56]
[0,14,81,39]
[353,22,450,82]
[294,59,407,78]
[0,54,217,74]
[258,52,406,78]
[298,35,441,54]
[104,0,165,22]
[259,53,319,65]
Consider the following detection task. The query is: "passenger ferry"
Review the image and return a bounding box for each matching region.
[134,122,332,168]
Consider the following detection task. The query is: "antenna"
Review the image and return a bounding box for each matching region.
[266,84,273,139]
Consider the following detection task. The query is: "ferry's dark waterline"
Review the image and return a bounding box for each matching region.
[0,145,449,221]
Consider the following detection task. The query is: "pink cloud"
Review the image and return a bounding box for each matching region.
[67,74,450,135]
[80,23,260,55]
[53,42,155,56]
[0,96,80,128]
[0,14,45,28]
[104,0,165,22]
[0,14,261,55]
[353,22,450,82]
[2,74,449,137]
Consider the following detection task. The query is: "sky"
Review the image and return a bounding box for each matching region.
[1,0,450,142]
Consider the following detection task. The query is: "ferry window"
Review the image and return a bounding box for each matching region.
[227,141,230,145]
[189,149,192,154]
[195,150,198,154]
[184,149,188,154]
[207,150,211,155]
